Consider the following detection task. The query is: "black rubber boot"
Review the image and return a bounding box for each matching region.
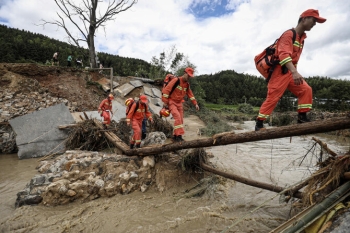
[297,112,310,124]
[176,135,184,142]
[130,144,134,149]
[172,135,177,142]
[255,119,265,131]
[142,132,146,140]
[135,144,141,149]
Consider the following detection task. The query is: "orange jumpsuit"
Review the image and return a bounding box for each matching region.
[98,98,113,125]
[162,77,198,136]
[126,102,152,146]
[257,29,312,120]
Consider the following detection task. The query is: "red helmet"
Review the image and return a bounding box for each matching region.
[139,95,148,104]
[159,108,170,118]
[185,67,194,77]
[125,98,134,106]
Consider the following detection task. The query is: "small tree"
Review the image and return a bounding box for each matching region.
[149,45,194,79]
[40,0,137,68]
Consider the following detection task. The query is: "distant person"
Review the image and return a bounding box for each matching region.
[161,67,199,142]
[99,63,104,74]
[255,9,327,131]
[52,52,59,66]
[126,95,153,149]
[67,55,72,67]
[76,57,82,68]
[98,93,114,128]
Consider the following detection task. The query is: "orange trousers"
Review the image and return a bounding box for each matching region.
[257,66,312,120]
[130,118,142,145]
[102,111,111,125]
[169,99,184,136]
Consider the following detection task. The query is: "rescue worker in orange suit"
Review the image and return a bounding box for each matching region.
[255,9,326,131]
[98,93,114,128]
[126,95,153,149]
[162,67,200,142]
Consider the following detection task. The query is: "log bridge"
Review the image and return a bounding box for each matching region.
[73,115,350,199]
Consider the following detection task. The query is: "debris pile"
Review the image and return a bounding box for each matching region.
[16,150,156,207]
[0,124,17,153]
[15,147,211,207]
[0,87,73,123]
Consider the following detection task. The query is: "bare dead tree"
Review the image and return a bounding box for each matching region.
[40,0,138,68]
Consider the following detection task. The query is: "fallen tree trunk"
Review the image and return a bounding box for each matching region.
[58,124,78,129]
[312,137,338,157]
[125,116,350,156]
[93,119,129,153]
[200,162,303,199]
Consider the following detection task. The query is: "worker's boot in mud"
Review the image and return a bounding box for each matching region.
[171,135,177,142]
[297,112,311,124]
[255,119,266,131]
[176,135,184,142]
[135,144,141,149]
[142,132,147,140]
[130,144,134,149]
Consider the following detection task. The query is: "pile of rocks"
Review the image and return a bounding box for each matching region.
[0,124,16,153]
[0,89,76,123]
[16,150,158,207]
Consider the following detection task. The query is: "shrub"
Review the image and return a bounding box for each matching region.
[237,103,254,114]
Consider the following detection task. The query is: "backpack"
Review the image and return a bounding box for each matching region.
[162,74,180,96]
[125,100,147,116]
[254,29,297,83]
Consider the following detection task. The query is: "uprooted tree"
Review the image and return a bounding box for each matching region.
[40,0,138,68]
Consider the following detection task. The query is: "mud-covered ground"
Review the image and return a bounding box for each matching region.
[1,119,350,233]
[0,63,107,112]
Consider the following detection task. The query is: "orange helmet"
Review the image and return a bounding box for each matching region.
[139,95,148,104]
[125,98,134,106]
[185,67,194,77]
[159,108,170,118]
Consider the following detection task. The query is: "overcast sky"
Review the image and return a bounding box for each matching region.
[0,0,349,80]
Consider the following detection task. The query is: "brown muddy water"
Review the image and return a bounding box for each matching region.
[1,121,350,233]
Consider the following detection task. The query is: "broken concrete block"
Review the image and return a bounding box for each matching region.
[9,103,75,159]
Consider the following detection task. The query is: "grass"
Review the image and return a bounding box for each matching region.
[186,102,259,136]
[204,103,260,112]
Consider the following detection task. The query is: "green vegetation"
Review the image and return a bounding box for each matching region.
[195,70,350,111]
[0,25,152,77]
[2,24,350,136]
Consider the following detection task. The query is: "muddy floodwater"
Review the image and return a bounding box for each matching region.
[1,121,350,233]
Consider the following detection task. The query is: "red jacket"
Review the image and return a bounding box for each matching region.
[162,76,197,105]
[277,29,307,67]
[98,99,112,111]
[126,102,152,122]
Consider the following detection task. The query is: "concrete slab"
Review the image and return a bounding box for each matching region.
[133,77,155,83]
[143,86,154,98]
[150,97,163,107]
[129,80,143,88]
[72,100,126,123]
[148,102,162,115]
[96,77,119,92]
[9,103,75,159]
[114,83,135,97]
[152,88,162,98]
